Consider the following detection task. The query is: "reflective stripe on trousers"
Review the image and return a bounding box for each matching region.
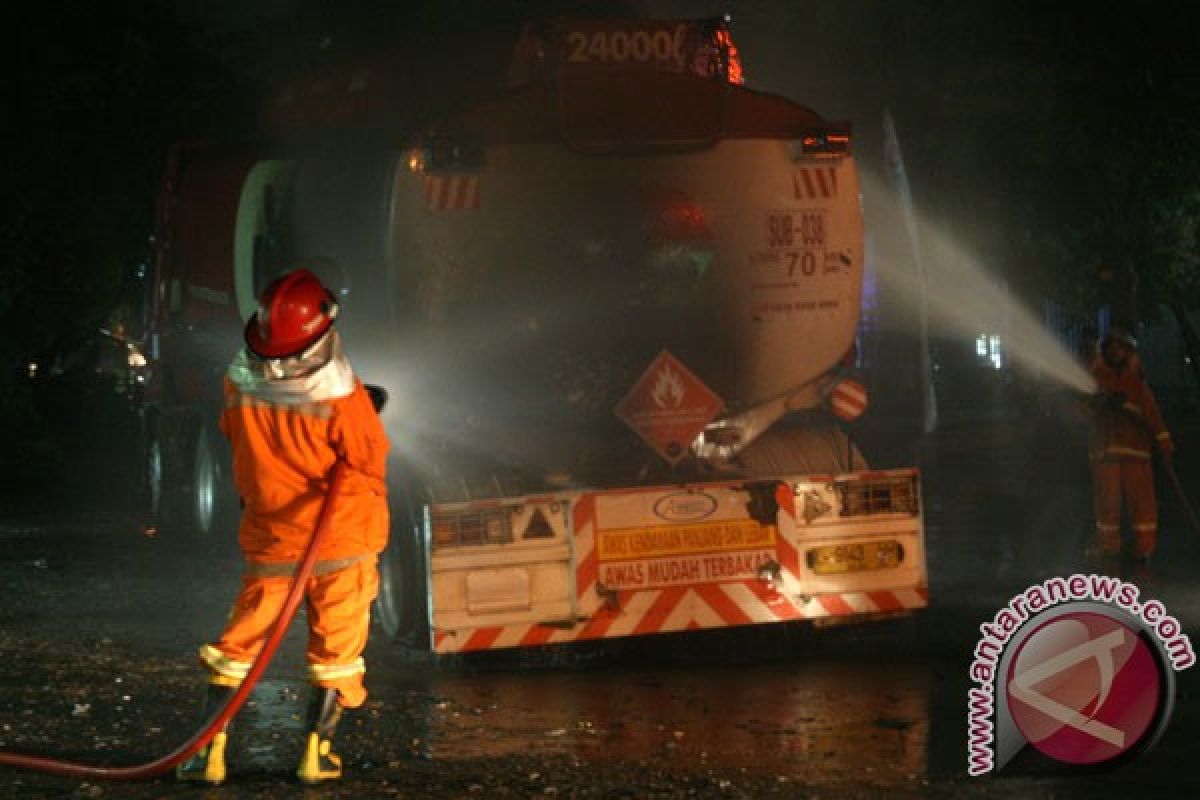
[199,644,252,684]
[199,557,379,708]
[1093,460,1158,558]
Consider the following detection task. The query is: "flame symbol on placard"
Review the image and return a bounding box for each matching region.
[652,364,685,409]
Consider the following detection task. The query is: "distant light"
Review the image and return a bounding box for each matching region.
[977,334,1004,369]
[989,335,1004,369]
[27,362,38,378]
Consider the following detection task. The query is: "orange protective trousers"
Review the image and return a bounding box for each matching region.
[202,558,378,708]
[1092,460,1157,558]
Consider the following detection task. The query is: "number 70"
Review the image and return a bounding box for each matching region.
[787,252,817,277]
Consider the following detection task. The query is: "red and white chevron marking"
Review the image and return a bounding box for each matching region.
[424,174,479,210]
[573,495,599,609]
[431,491,927,654]
[793,166,838,200]
[433,583,928,653]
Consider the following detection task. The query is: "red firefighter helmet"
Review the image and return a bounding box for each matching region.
[244,269,338,358]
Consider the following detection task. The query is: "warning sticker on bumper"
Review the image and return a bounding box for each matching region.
[599,548,777,590]
[597,520,774,561]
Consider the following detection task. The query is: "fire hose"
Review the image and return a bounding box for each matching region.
[0,460,349,780]
[1160,453,1200,538]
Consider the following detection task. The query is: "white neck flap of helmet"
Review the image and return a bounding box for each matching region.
[227,329,356,404]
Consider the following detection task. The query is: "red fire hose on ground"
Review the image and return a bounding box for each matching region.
[1161,454,1200,538]
[0,461,349,781]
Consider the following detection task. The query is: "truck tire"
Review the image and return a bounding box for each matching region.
[149,414,190,532]
[191,423,222,535]
[156,419,235,536]
[374,486,429,647]
[145,432,165,522]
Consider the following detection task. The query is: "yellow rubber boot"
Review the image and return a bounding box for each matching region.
[297,687,345,784]
[297,731,343,783]
[176,682,236,785]
[176,731,229,785]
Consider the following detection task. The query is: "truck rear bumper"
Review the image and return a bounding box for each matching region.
[426,468,928,654]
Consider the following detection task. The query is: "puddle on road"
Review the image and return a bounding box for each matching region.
[410,660,931,786]
[224,679,305,770]
[191,660,933,788]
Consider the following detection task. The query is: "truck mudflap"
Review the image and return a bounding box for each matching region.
[427,468,927,654]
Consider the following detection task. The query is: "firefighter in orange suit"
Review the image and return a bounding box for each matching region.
[177,268,389,785]
[1089,327,1173,562]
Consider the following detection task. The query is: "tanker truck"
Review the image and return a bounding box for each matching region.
[142,17,927,653]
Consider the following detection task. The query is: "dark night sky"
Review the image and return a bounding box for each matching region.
[1,0,1197,501]
[155,0,1200,231]
[4,0,1198,352]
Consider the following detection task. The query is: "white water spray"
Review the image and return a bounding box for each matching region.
[862,171,1097,397]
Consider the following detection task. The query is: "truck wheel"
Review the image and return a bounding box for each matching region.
[148,414,191,531]
[374,490,429,646]
[145,435,164,520]
[193,422,239,536]
[192,423,220,534]
[156,420,234,536]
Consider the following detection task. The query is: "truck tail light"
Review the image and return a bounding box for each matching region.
[835,475,919,517]
[432,509,512,549]
[799,130,850,156]
[431,501,565,550]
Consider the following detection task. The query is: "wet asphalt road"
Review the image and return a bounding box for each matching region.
[2,415,1200,799]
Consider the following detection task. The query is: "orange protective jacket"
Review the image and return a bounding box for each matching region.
[220,378,389,564]
[1089,356,1171,462]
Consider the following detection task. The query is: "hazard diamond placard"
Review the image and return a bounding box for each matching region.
[615,350,724,465]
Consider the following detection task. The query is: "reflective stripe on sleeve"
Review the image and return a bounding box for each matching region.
[1134,523,1157,532]
[308,658,366,682]
[1156,432,1171,441]
[200,644,252,681]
